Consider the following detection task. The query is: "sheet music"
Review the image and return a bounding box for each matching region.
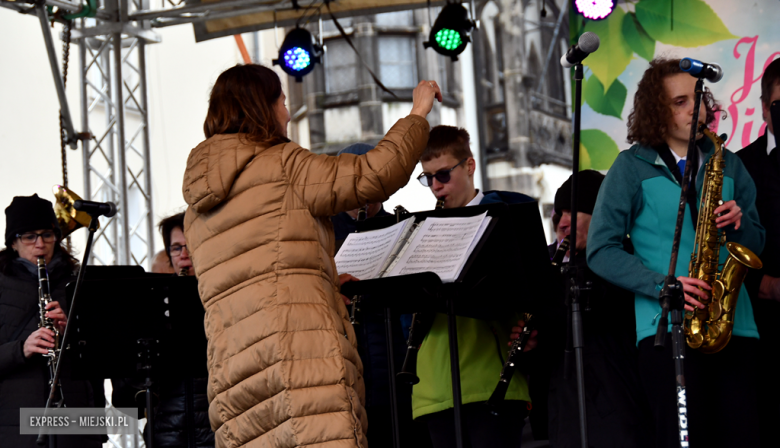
[386,212,490,282]
[335,217,414,280]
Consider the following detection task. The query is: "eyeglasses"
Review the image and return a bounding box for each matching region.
[16,232,57,245]
[417,158,468,187]
[169,244,188,256]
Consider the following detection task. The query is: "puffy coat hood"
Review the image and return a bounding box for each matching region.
[183,134,261,214]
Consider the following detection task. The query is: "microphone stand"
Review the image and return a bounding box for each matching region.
[561,62,589,448]
[37,214,100,446]
[653,77,704,448]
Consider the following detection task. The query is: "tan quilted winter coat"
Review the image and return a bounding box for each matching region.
[181,115,430,448]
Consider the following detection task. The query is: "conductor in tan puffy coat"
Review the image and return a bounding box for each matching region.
[181,64,442,448]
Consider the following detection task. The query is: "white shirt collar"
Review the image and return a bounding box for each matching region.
[668,146,704,172]
[767,128,776,156]
[465,189,483,207]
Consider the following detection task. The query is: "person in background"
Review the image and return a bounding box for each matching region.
[112,212,213,448]
[151,249,175,274]
[330,143,432,448]
[544,171,652,448]
[331,143,392,251]
[738,56,780,447]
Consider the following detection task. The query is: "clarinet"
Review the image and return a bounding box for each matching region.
[349,205,369,325]
[486,236,570,414]
[37,258,63,401]
[396,198,444,385]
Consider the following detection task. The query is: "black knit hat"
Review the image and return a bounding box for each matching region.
[554,170,605,216]
[4,194,61,246]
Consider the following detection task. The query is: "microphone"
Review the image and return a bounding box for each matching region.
[74,200,117,217]
[560,32,600,68]
[680,58,723,83]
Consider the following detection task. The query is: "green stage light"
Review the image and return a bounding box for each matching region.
[435,28,463,51]
[423,3,475,61]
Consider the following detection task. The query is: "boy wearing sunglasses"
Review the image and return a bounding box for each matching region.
[412,126,536,447]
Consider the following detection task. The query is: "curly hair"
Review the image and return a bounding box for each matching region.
[627,58,723,147]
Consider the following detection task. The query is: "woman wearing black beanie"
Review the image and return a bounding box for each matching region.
[0,194,103,448]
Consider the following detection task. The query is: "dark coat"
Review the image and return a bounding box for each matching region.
[112,377,215,448]
[738,133,780,330]
[542,243,652,448]
[0,255,103,448]
[739,133,780,447]
[332,207,392,252]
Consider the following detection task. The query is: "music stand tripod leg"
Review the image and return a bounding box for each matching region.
[446,298,465,448]
[384,306,401,448]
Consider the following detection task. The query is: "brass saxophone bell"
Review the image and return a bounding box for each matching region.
[53,185,99,237]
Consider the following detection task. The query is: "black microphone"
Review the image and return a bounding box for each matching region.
[560,32,600,68]
[680,58,724,83]
[74,200,117,217]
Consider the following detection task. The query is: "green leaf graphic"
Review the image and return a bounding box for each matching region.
[622,12,656,61]
[584,76,627,119]
[635,0,737,48]
[580,129,620,170]
[583,7,632,91]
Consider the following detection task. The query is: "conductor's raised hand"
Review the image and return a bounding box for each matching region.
[410,80,443,118]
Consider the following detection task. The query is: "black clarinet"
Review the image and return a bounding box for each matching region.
[486,236,570,414]
[349,205,369,325]
[396,198,444,385]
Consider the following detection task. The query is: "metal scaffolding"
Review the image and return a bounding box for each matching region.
[0,0,307,269]
[76,0,156,267]
[2,0,159,268]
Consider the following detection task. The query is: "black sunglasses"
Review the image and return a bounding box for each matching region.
[417,158,468,187]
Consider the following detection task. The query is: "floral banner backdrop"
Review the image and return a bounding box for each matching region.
[571,0,780,170]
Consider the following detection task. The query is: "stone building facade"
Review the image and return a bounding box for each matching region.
[283,0,573,239]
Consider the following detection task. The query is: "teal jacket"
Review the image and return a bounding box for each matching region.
[586,140,765,345]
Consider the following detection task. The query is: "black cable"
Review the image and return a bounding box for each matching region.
[294,0,319,28]
[325,2,400,99]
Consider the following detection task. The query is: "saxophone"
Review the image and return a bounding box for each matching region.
[37,258,61,369]
[683,126,763,353]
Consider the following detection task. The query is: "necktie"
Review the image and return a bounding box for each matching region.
[677,159,687,178]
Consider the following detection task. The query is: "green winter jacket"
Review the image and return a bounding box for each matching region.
[586,140,765,345]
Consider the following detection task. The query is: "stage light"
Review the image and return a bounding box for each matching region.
[423,3,475,61]
[273,27,322,82]
[574,0,614,20]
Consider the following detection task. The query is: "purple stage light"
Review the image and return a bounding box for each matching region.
[574,0,614,20]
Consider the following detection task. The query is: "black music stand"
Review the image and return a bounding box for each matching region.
[68,273,207,448]
[343,202,552,448]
